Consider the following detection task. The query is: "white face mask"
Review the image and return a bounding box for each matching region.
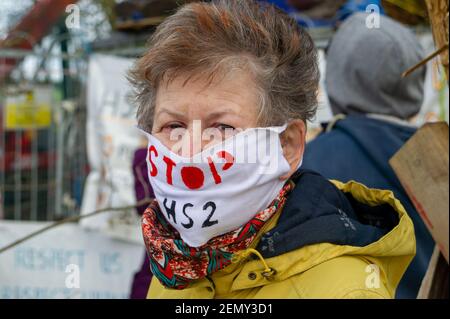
[141,125,295,247]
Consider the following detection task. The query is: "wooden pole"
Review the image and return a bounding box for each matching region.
[425,0,449,79]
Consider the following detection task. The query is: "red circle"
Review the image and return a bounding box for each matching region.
[181,167,205,190]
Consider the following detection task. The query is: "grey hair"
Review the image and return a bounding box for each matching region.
[128,0,320,133]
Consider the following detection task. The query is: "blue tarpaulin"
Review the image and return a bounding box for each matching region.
[261,0,385,27]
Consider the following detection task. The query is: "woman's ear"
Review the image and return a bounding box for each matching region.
[279,120,306,180]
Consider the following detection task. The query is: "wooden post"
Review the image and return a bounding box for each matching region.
[417,246,449,299]
[390,122,449,299]
[425,0,449,79]
[390,123,449,262]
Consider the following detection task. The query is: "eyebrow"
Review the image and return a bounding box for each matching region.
[206,110,239,121]
[155,108,186,120]
[155,108,239,121]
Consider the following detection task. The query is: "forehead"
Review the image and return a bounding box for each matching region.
[155,71,259,113]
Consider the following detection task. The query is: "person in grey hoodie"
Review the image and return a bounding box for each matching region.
[303,12,434,299]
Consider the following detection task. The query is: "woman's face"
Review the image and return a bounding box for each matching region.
[151,69,306,180]
[152,71,260,156]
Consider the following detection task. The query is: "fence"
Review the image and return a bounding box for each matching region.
[0,34,89,222]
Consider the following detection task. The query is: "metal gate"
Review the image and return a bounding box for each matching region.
[0,34,89,221]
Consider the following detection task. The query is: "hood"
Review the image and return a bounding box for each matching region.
[326,12,426,120]
[257,169,400,257]
[230,170,415,295]
[302,116,435,299]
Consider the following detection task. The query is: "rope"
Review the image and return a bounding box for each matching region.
[0,198,154,255]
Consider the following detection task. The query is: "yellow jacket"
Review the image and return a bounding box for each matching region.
[147,179,416,299]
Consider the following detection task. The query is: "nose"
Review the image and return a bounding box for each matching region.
[178,122,225,158]
[180,131,201,158]
[179,121,204,158]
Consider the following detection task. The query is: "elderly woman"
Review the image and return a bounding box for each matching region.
[129,0,415,299]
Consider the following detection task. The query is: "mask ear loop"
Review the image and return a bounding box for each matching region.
[136,125,151,135]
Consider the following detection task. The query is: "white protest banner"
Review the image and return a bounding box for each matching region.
[81,54,144,242]
[0,221,143,299]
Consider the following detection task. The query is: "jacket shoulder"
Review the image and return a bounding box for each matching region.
[287,255,392,299]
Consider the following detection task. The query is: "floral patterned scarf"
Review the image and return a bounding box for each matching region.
[142,181,293,290]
